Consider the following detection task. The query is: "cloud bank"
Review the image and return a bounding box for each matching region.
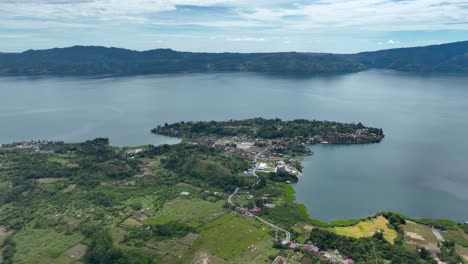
[0,0,467,52]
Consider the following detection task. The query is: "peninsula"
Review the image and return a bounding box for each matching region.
[0,120,466,264]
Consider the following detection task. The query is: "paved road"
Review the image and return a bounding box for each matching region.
[250,145,270,186]
[228,187,239,206]
[229,144,349,263]
[229,144,293,242]
[254,215,291,242]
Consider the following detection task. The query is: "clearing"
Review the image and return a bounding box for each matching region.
[441,228,468,247]
[63,243,87,260]
[195,212,273,261]
[403,221,440,253]
[37,178,67,184]
[403,221,439,243]
[13,227,84,264]
[144,198,226,227]
[332,216,398,244]
[455,245,468,261]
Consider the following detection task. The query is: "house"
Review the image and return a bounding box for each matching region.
[241,212,253,219]
[257,163,268,171]
[249,206,262,213]
[180,191,190,196]
[277,164,286,172]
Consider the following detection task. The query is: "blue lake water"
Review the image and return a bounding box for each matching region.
[1,70,467,222]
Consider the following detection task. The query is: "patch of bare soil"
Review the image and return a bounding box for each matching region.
[406,231,425,241]
[194,252,210,264]
[63,184,77,192]
[0,225,13,237]
[64,244,88,260]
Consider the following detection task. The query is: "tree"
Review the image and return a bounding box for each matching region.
[1,237,17,264]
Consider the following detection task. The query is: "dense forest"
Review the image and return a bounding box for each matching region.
[1,41,467,76]
[0,47,363,75]
[349,41,468,72]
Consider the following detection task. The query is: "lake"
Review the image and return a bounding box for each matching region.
[1,70,467,222]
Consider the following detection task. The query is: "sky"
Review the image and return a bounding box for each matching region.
[0,0,468,53]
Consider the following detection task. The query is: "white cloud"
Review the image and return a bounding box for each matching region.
[0,0,237,21]
[226,37,266,42]
[0,34,33,39]
[236,0,468,31]
[387,40,400,44]
[0,0,467,52]
[1,0,468,31]
[378,39,401,45]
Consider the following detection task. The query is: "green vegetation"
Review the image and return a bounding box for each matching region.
[462,223,468,234]
[0,130,465,263]
[439,241,465,264]
[84,228,154,264]
[442,229,468,247]
[309,228,433,263]
[1,237,16,264]
[196,213,272,260]
[332,216,398,244]
[152,118,384,144]
[403,221,439,243]
[0,46,365,76]
[350,40,468,72]
[143,198,226,227]
[3,41,468,77]
[13,227,83,264]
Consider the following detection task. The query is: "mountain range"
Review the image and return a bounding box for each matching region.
[0,41,467,76]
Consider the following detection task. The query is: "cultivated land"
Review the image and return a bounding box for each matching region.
[456,245,468,261]
[332,216,398,244]
[0,120,466,263]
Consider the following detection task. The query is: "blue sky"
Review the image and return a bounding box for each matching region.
[1,0,467,53]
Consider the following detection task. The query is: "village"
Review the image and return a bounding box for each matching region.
[211,137,353,264]
[227,186,353,264]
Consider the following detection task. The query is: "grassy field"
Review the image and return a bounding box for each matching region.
[230,239,280,264]
[13,227,84,264]
[442,229,468,247]
[455,245,468,262]
[0,181,10,204]
[48,156,71,165]
[332,216,398,244]
[403,221,439,243]
[37,178,67,184]
[144,198,226,228]
[196,213,273,261]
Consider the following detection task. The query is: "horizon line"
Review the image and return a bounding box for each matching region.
[3,40,467,55]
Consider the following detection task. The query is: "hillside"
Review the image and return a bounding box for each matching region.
[0,46,364,76]
[0,126,466,263]
[348,41,468,72]
[0,41,467,76]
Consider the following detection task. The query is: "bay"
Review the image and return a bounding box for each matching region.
[1,70,467,221]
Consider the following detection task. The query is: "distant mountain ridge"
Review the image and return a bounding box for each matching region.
[348,41,468,72]
[0,41,467,76]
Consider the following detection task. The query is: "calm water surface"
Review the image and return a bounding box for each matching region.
[1,71,467,222]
